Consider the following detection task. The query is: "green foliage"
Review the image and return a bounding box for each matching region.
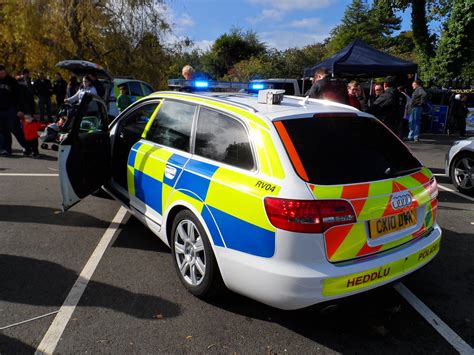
[429,0,474,83]
[0,0,171,88]
[203,28,266,79]
[0,0,471,89]
[327,0,401,53]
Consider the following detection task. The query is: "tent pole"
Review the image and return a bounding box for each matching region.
[369,78,373,96]
[415,73,418,80]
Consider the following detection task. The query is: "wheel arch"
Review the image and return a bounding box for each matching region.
[163,199,224,253]
[449,150,474,177]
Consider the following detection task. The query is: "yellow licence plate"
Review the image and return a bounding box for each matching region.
[369,210,417,239]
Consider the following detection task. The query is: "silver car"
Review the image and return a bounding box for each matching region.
[445,137,474,194]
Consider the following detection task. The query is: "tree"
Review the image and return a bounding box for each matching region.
[203,28,266,79]
[430,0,474,82]
[389,0,451,70]
[327,0,401,53]
[0,0,171,88]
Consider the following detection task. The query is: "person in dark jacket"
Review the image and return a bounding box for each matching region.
[67,75,79,98]
[407,79,427,142]
[53,73,67,107]
[367,76,406,137]
[19,68,35,114]
[305,68,348,104]
[89,72,105,98]
[448,94,469,137]
[33,73,53,121]
[0,64,29,156]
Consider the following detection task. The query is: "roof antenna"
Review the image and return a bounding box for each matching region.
[300,96,310,106]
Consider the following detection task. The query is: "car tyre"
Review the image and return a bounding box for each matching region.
[450,152,474,195]
[171,210,224,298]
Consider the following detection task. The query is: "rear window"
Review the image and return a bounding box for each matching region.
[275,115,422,185]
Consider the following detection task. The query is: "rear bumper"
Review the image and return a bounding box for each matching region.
[216,223,442,310]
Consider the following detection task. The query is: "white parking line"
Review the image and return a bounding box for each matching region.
[35,207,128,355]
[432,173,474,202]
[0,173,58,177]
[438,184,474,203]
[395,283,474,354]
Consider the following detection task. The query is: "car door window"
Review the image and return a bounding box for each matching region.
[146,100,195,152]
[79,98,108,132]
[142,84,153,96]
[128,81,143,96]
[195,108,254,170]
[113,101,159,189]
[119,102,159,141]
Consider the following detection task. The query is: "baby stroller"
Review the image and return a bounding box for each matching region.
[40,103,76,151]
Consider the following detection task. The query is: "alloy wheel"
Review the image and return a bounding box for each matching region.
[174,219,206,286]
[453,156,474,191]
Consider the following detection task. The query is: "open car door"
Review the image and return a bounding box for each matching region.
[59,94,111,211]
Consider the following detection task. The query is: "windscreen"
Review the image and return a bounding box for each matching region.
[275,115,422,185]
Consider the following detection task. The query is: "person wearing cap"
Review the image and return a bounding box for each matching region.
[116,83,132,112]
[367,76,406,137]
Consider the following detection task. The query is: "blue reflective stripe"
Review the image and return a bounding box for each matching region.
[186,159,219,178]
[134,170,163,215]
[208,206,275,257]
[168,153,188,167]
[201,205,225,247]
[128,141,143,166]
[163,166,183,187]
[174,159,218,200]
[163,153,188,187]
[175,170,211,201]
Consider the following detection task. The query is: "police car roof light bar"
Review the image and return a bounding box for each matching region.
[167,79,249,91]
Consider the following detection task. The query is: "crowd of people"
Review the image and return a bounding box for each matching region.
[1,62,469,158]
[305,68,430,141]
[305,67,470,140]
[0,64,117,158]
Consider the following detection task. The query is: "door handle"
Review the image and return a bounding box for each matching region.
[165,164,177,179]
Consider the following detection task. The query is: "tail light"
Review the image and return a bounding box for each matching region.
[428,177,438,200]
[264,198,356,233]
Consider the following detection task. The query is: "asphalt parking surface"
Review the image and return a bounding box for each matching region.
[1,135,473,354]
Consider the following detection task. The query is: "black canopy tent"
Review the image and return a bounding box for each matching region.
[303,39,418,78]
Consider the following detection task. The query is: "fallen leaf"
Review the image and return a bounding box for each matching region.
[207,344,216,349]
[154,314,164,320]
[186,335,193,340]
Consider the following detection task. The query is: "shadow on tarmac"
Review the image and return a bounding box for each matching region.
[0,254,181,320]
[111,216,170,253]
[204,283,454,354]
[0,205,111,228]
[0,334,36,354]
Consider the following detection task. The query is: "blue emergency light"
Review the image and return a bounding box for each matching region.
[250,83,265,90]
[194,80,209,88]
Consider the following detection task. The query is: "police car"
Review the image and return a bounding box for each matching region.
[58,84,441,310]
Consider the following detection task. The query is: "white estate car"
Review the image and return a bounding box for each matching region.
[58,90,441,310]
[446,137,474,195]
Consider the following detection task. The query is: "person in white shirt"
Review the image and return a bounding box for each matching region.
[65,75,97,104]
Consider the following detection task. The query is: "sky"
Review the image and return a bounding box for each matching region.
[164,0,412,51]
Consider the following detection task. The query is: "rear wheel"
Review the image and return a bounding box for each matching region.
[171,210,223,298]
[450,152,474,195]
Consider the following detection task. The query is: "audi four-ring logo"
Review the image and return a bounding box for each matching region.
[391,191,413,209]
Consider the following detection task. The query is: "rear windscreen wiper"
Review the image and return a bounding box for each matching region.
[385,167,421,177]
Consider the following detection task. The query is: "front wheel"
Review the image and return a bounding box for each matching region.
[171,210,223,298]
[450,152,474,195]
